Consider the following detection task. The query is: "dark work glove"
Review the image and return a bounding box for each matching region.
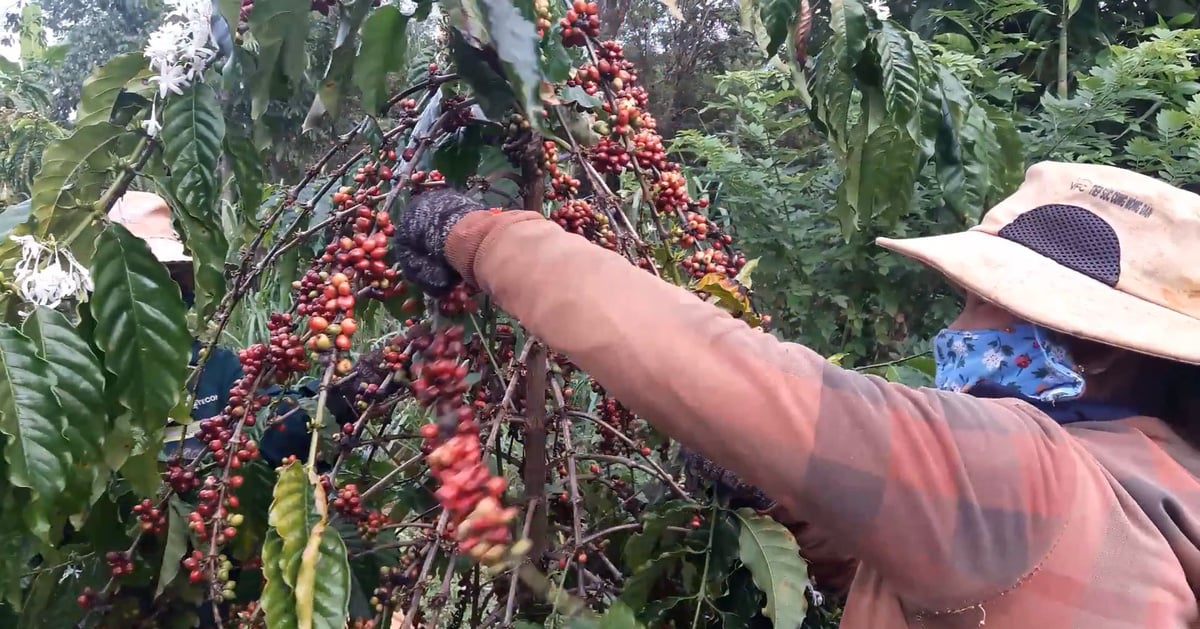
[394,189,487,297]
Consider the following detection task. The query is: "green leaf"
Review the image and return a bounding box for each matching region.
[0,200,31,241]
[733,257,759,289]
[598,602,644,628]
[829,0,869,71]
[475,0,545,119]
[262,531,299,629]
[760,0,798,57]
[354,6,410,114]
[268,462,324,587]
[224,129,265,242]
[161,85,226,240]
[156,498,191,598]
[874,23,921,141]
[811,42,854,156]
[23,123,127,262]
[432,125,486,186]
[75,53,149,128]
[734,508,809,628]
[294,523,350,629]
[163,83,226,221]
[618,549,686,615]
[449,29,514,121]
[0,324,68,540]
[90,223,191,427]
[306,0,375,128]
[1168,12,1195,27]
[160,83,229,325]
[623,500,695,570]
[248,0,313,119]
[218,0,243,32]
[21,307,107,522]
[122,447,162,498]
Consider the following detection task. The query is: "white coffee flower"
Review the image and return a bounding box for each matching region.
[11,235,93,308]
[149,63,190,99]
[868,0,891,20]
[142,0,217,132]
[398,0,419,16]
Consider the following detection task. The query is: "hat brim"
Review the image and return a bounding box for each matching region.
[145,238,192,264]
[877,231,1200,365]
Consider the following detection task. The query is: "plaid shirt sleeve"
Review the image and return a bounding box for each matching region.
[448,211,1088,612]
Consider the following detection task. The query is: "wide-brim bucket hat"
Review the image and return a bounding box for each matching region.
[877,161,1200,365]
[107,191,192,264]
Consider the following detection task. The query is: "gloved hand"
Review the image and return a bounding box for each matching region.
[393,189,488,296]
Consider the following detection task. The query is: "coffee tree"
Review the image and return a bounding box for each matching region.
[0,0,1002,627]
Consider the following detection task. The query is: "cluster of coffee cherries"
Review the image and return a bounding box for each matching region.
[501,113,538,168]
[409,325,520,565]
[370,553,420,613]
[550,199,618,250]
[265,313,307,382]
[632,130,669,171]
[222,345,272,430]
[654,171,690,216]
[555,34,761,288]
[304,273,358,353]
[410,169,447,192]
[542,140,580,201]
[132,498,167,534]
[591,137,630,174]
[323,479,390,539]
[188,473,246,541]
[533,0,553,37]
[559,0,600,46]
[104,550,133,578]
[592,381,649,455]
[438,283,478,317]
[682,247,747,280]
[165,461,200,494]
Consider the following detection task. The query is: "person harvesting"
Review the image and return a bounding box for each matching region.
[392,161,1200,628]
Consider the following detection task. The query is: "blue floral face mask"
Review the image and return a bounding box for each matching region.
[932,324,1085,403]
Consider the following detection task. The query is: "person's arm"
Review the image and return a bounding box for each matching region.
[445,210,1097,612]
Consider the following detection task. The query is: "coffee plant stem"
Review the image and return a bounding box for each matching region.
[852,351,933,372]
[689,504,719,629]
[578,522,641,548]
[358,451,423,503]
[328,372,397,477]
[377,520,437,531]
[554,384,586,596]
[96,135,156,216]
[399,511,451,628]
[349,539,425,559]
[503,497,542,625]
[433,550,460,620]
[381,73,460,115]
[565,409,692,500]
[523,344,550,561]
[307,362,338,467]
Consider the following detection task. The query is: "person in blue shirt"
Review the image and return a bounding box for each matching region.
[107,192,318,466]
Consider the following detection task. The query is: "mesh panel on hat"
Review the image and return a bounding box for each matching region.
[997,204,1121,286]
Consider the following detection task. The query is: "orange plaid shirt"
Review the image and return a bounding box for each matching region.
[447,210,1200,628]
